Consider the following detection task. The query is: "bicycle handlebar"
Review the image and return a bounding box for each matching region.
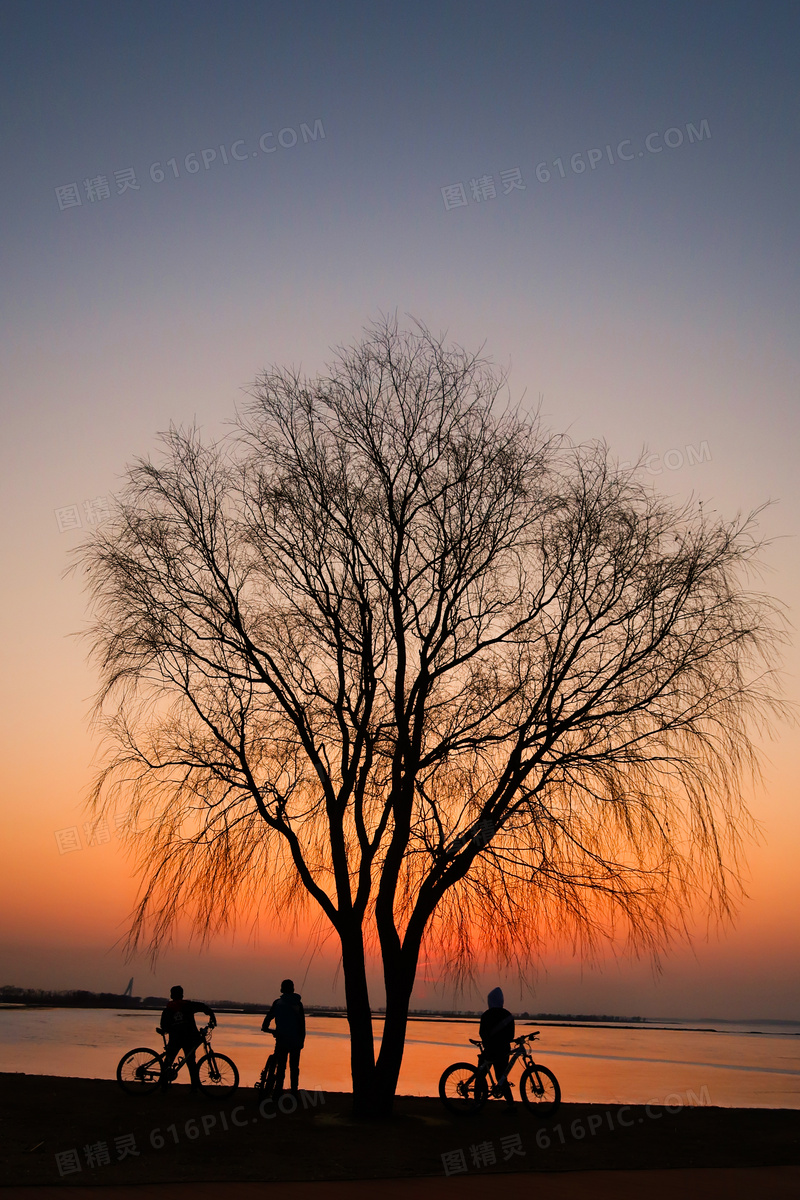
[469,1030,539,1049]
[155,1022,216,1039]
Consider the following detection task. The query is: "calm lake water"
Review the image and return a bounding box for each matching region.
[1,1008,799,1108]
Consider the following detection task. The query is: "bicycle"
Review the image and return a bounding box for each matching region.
[439,1030,560,1116]
[116,1024,239,1097]
[254,1028,278,1095]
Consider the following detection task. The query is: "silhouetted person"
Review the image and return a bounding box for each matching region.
[479,986,515,1105]
[262,978,305,1096]
[159,984,216,1092]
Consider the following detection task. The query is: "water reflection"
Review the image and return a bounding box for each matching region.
[0,1009,798,1108]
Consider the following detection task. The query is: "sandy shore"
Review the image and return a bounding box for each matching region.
[1,1074,798,1191]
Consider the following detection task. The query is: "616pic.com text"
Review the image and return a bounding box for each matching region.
[54,119,326,211]
[441,118,711,210]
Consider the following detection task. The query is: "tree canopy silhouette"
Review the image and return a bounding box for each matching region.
[76,318,784,1115]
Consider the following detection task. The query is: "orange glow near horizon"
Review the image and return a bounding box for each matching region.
[3,728,797,1018]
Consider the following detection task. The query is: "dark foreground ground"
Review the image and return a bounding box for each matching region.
[1,1074,798,1190]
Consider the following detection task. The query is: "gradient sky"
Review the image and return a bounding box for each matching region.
[1,1,798,1019]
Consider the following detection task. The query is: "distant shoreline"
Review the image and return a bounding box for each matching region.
[4,985,799,1030]
[2,1003,798,1037]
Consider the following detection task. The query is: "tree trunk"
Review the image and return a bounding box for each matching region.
[340,927,378,1118]
[370,956,417,1117]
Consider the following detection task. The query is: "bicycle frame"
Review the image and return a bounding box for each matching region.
[472,1033,542,1095]
[255,1029,278,1091]
[157,1023,214,1081]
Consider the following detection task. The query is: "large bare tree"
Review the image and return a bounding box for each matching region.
[76,318,784,1115]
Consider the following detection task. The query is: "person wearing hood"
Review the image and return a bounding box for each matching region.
[262,978,306,1096]
[479,986,515,1105]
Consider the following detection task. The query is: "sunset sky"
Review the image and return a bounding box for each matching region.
[1,1,798,1020]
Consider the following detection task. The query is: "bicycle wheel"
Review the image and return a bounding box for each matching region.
[520,1064,561,1116]
[197,1051,239,1097]
[438,1062,489,1115]
[256,1053,277,1094]
[116,1047,163,1095]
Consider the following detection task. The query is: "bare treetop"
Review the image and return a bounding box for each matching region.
[76,317,786,1114]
